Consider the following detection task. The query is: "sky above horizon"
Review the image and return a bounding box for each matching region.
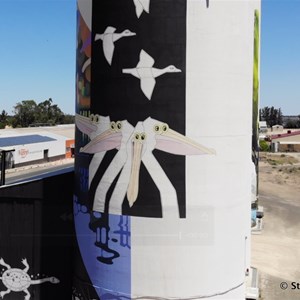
[261,0,300,115]
[0,0,76,115]
[0,0,299,116]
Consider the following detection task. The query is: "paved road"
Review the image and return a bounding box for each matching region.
[4,161,74,185]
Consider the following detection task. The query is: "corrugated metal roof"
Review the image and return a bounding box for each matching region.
[272,130,300,140]
[0,124,75,139]
[0,135,56,147]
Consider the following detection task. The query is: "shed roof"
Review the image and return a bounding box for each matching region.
[0,124,75,139]
[272,130,300,140]
[0,135,56,147]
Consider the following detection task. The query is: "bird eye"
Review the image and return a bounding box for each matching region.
[162,124,169,132]
[135,133,140,140]
[94,114,100,124]
[110,122,116,130]
[116,121,122,130]
[89,114,94,122]
[153,124,160,132]
[141,133,146,141]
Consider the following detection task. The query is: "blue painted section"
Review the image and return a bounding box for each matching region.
[74,197,131,299]
[0,134,56,147]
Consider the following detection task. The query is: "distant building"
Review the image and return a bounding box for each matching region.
[0,125,75,167]
[271,130,300,152]
[259,121,267,133]
[271,124,283,132]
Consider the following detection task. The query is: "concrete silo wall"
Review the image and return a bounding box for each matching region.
[74,1,260,299]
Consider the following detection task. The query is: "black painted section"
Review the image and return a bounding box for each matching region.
[0,171,75,299]
[87,0,186,218]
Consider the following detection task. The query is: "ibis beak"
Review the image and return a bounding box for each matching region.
[127,139,143,206]
[75,114,97,136]
[80,129,122,153]
[156,129,216,156]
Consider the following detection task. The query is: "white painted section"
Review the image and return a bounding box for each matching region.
[131,1,258,299]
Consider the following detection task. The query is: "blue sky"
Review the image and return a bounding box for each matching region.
[261,0,300,115]
[0,0,299,116]
[0,0,76,115]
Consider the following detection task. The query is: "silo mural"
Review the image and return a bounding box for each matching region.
[250,8,260,236]
[252,9,260,155]
[74,1,260,299]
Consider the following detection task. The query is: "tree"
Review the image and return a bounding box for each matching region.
[12,100,38,127]
[48,104,64,124]
[277,108,283,125]
[37,98,64,125]
[10,98,72,127]
[61,114,75,124]
[37,98,53,123]
[259,106,283,127]
[0,110,8,122]
[296,115,300,128]
[0,110,8,129]
[285,116,300,129]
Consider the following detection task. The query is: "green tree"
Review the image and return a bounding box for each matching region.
[61,114,75,124]
[48,104,64,124]
[10,98,74,127]
[12,100,38,127]
[0,110,8,128]
[36,98,64,124]
[278,108,283,125]
[285,116,300,129]
[259,106,283,127]
[0,110,8,122]
[37,98,53,123]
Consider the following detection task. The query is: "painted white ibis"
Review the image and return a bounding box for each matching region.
[95,27,136,65]
[80,117,215,217]
[75,113,111,187]
[122,50,181,100]
[79,120,134,213]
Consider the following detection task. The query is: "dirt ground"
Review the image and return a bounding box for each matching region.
[251,152,300,300]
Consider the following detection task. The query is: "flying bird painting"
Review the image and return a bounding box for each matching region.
[133,0,150,18]
[123,50,181,100]
[95,27,136,65]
